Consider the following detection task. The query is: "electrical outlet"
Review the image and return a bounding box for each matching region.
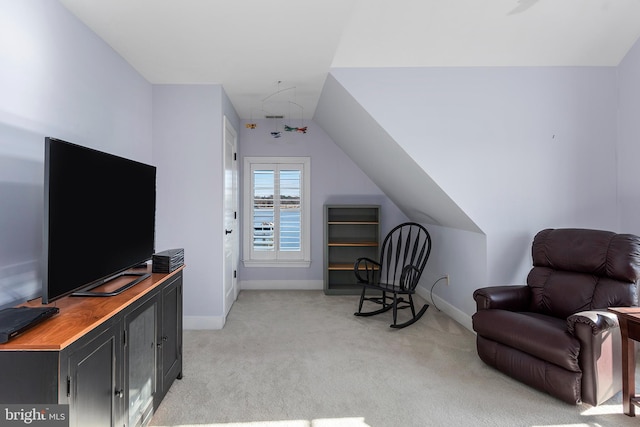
[445,274,450,286]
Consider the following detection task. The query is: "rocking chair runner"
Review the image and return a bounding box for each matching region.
[354,222,432,328]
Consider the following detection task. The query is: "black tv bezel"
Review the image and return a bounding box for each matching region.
[42,137,156,304]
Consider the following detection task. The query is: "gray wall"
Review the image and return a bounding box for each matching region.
[618,35,640,236]
[3,1,640,331]
[152,84,239,328]
[238,119,408,288]
[0,0,152,309]
[326,66,621,327]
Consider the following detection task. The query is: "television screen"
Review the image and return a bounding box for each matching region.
[42,137,156,304]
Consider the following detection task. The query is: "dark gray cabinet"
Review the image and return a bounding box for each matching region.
[324,205,380,295]
[0,268,183,427]
[0,351,59,403]
[124,296,157,427]
[157,274,182,405]
[67,320,122,427]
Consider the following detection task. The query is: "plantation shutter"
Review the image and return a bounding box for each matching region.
[250,163,303,261]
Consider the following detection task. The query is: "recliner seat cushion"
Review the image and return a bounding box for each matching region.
[472,309,580,372]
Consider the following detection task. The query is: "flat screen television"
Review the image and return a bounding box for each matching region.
[42,137,156,304]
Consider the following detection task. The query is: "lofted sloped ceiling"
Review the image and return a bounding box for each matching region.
[58,0,640,233]
[314,74,482,233]
[59,0,640,119]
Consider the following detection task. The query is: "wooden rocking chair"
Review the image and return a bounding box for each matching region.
[354,222,432,328]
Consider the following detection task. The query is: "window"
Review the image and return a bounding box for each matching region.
[243,157,310,267]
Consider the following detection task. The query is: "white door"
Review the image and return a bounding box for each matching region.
[223,116,239,318]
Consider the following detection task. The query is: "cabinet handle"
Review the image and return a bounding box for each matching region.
[225,229,233,235]
[157,336,168,348]
[115,389,124,398]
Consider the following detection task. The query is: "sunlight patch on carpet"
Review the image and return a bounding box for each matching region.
[154,417,370,427]
[532,424,600,427]
[580,403,623,416]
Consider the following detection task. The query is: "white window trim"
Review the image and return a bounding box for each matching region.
[243,156,311,268]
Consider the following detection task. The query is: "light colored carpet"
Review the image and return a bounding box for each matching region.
[150,290,639,427]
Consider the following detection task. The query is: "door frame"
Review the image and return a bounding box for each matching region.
[223,116,239,319]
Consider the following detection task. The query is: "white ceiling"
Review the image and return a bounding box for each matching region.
[59,0,640,119]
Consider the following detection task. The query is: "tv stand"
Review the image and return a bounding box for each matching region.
[0,266,183,427]
[71,271,151,297]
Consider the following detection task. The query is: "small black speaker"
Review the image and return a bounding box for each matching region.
[152,248,184,273]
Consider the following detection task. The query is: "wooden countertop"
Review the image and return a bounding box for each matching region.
[0,265,184,351]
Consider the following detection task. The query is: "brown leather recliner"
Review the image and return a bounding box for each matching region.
[473,228,640,405]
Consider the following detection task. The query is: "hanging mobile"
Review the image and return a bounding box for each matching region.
[284,87,306,133]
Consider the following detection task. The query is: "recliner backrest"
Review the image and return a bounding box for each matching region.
[527,228,640,319]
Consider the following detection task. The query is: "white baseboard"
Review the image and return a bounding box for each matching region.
[183,315,225,330]
[183,281,323,329]
[240,279,323,290]
[416,285,474,333]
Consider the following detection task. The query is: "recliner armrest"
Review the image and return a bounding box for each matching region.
[473,285,530,311]
[566,310,619,336]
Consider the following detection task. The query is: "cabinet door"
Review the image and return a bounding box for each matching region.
[67,321,121,427]
[157,272,183,404]
[124,296,158,427]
